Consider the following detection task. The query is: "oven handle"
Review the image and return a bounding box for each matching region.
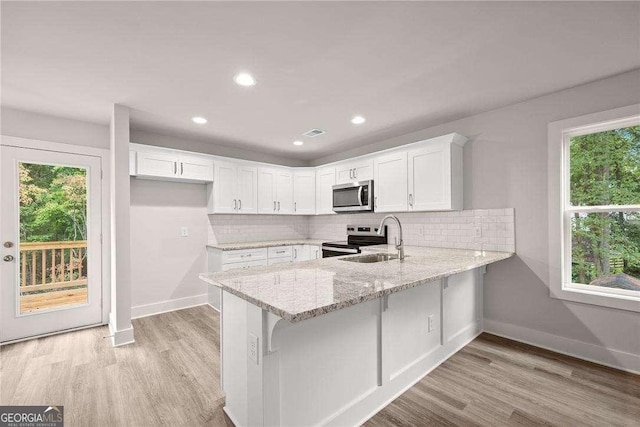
[322,246,359,254]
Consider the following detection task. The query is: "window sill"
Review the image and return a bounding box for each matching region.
[551,283,640,312]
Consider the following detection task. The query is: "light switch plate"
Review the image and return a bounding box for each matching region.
[180,227,189,237]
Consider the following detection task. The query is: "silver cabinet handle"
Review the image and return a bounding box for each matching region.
[277,201,281,211]
[180,162,184,175]
[3,255,15,262]
[409,193,413,207]
[239,199,242,211]
[174,162,177,174]
[294,202,297,212]
[349,168,353,179]
[354,168,357,179]
[294,248,298,258]
[374,196,378,210]
[273,201,276,211]
[233,199,237,210]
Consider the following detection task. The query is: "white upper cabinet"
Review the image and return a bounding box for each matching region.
[335,159,374,184]
[237,165,258,214]
[258,167,277,214]
[258,167,293,214]
[208,160,257,214]
[293,170,316,214]
[374,151,408,212]
[136,150,178,179]
[315,166,336,214]
[408,134,466,211]
[133,145,213,183]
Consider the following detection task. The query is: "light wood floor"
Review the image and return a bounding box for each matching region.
[1,306,638,426]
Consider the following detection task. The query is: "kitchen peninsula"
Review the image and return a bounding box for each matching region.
[199,245,513,427]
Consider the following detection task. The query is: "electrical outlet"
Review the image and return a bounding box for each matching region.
[248,333,259,364]
[180,226,189,237]
[428,315,434,332]
[473,226,482,238]
[418,225,424,237]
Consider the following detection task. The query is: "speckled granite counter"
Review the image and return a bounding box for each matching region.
[207,239,328,251]
[199,245,513,322]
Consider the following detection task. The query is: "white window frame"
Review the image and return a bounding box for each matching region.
[548,104,640,312]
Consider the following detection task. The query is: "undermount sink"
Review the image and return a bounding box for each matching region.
[341,253,400,263]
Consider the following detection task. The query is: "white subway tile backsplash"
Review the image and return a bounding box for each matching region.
[208,208,515,253]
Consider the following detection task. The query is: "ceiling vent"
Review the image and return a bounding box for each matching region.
[302,129,326,137]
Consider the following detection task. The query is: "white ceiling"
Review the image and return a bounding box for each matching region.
[2,1,639,161]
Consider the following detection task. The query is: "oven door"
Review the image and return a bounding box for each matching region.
[332,180,373,213]
[321,246,360,258]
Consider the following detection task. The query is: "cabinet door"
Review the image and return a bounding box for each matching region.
[258,168,277,214]
[276,169,293,214]
[238,165,258,214]
[352,159,374,182]
[214,161,238,213]
[293,245,311,262]
[408,143,451,211]
[374,151,408,212]
[315,167,336,214]
[136,150,177,178]
[336,163,354,185]
[222,259,268,271]
[293,171,316,214]
[179,154,213,182]
[306,245,321,260]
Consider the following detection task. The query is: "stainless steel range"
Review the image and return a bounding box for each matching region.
[321,224,388,258]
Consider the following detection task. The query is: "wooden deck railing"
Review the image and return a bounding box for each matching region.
[19,241,88,294]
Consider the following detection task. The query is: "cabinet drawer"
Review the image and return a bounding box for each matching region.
[222,259,268,271]
[222,248,268,264]
[268,246,293,258]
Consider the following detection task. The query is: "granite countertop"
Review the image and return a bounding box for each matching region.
[207,239,328,251]
[199,245,514,323]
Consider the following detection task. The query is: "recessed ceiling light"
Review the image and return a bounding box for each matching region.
[192,116,207,124]
[293,140,304,146]
[234,72,256,87]
[351,115,366,125]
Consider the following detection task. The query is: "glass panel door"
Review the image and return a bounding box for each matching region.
[1,145,103,342]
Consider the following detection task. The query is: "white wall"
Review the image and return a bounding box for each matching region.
[314,69,640,360]
[130,178,209,311]
[1,107,110,149]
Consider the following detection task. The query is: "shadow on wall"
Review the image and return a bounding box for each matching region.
[130,177,208,207]
[484,255,640,372]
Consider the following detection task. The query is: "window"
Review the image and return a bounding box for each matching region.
[549,105,640,312]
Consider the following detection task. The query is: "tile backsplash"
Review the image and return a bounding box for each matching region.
[208,208,515,252]
[208,214,309,244]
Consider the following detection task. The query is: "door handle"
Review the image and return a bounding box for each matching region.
[3,255,15,262]
[294,248,298,258]
[273,201,276,211]
[180,162,184,175]
[354,168,357,179]
[374,196,378,210]
[294,202,297,212]
[174,162,177,174]
[234,199,237,210]
[277,201,280,211]
[409,193,413,207]
[3,242,14,248]
[239,199,242,211]
[349,169,353,179]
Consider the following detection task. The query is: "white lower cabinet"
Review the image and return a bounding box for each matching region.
[293,244,321,261]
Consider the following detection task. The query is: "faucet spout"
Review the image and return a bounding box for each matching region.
[377,215,405,260]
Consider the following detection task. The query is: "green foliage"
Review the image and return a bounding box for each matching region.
[569,126,640,285]
[19,163,87,243]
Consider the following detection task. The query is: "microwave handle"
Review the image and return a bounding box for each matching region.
[358,186,364,206]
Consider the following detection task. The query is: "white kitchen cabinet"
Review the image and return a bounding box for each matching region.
[336,159,374,184]
[136,150,178,179]
[408,138,464,211]
[374,151,408,212]
[293,244,321,261]
[208,161,258,214]
[258,167,293,214]
[315,166,336,214]
[293,170,316,214]
[133,145,213,183]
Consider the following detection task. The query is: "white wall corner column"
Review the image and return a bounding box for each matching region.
[109,104,134,346]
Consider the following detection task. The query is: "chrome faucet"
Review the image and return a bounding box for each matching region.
[377,215,404,260]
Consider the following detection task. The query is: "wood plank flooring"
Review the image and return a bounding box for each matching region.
[1,305,638,426]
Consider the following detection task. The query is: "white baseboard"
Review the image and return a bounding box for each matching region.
[131,294,208,319]
[484,319,640,375]
[108,312,135,347]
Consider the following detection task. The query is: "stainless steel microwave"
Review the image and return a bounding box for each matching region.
[332,180,374,213]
